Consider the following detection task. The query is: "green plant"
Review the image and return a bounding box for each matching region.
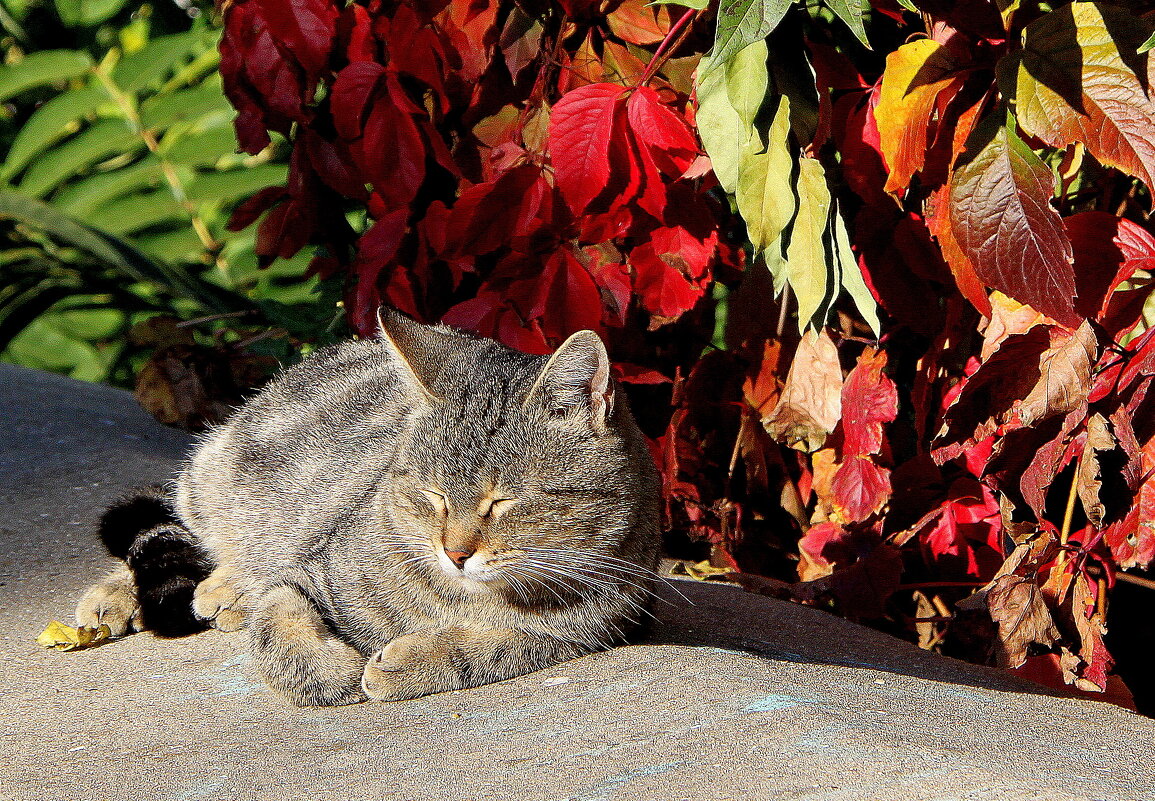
[0,4,335,383]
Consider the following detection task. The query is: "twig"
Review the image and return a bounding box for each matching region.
[176,310,257,328]
[897,581,985,590]
[1117,572,1155,592]
[638,7,698,87]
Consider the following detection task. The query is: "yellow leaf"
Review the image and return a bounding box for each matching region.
[36,620,111,651]
[736,95,795,259]
[875,39,959,196]
[785,157,832,332]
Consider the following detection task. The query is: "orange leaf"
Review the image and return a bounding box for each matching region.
[875,39,960,196]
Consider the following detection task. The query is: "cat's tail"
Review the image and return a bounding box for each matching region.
[98,486,214,637]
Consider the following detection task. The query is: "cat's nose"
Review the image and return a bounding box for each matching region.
[444,548,473,569]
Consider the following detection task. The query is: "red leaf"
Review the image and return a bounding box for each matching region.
[613,363,671,384]
[442,293,551,355]
[630,241,705,322]
[831,457,892,522]
[227,185,288,232]
[526,248,605,340]
[626,86,698,179]
[447,165,547,257]
[253,0,337,78]
[331,62,386,140]
[1067,211,1155,331]
[933,322,1097,465]
[840,348,897,457]
[359,76,426,207]
[349,208,410,332]
[549,83,627,215]
[949,125,1076,327]
[336,3,374,62]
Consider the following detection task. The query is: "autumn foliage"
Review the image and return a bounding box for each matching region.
[216,0,1155,701]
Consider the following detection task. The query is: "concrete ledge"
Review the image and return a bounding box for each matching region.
[2,363,1153,801]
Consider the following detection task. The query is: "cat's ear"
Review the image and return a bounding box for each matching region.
[375,307,444,404]
[526,330,614,432]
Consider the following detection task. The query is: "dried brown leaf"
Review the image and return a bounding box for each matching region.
[762,330,842,452]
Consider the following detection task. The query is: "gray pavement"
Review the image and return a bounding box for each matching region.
[2,362,1153,801]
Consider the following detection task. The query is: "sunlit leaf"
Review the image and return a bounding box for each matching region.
[1016,2,1155,193]
[785,157,832,332]
[36,620,111,651]
[736,95,795,264]
[712,0,792,67]
[949,122,1076,327]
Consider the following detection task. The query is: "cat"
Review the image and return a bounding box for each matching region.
[75,309,660,706]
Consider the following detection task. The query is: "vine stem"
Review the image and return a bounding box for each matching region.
[638,7,699,87]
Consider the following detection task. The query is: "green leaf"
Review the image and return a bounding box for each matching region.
[736,95,796,261]
[712,0,793,67]
[820,0,870,48]
[785,157,833,332]
[51,157,165,219]
[134,228,205,262]
[695,50,745,193]
[1140,30,1155,54]
[832,201,880,336]
[53,0,129,27]
[0,50,93,102]
[0,186,248,313]
[138,77,227,131]
[161,120,240,166]
[112,30,207,93]
[16,117,139,197]
[1,82,111,181]
[85,189,185,236]
[650,0,710,7]
[725,40,769,134]
[184,165,288,203]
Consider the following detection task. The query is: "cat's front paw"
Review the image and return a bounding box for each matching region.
[192,568,248,631]
[361,633,457,701]
[75,566,141,636]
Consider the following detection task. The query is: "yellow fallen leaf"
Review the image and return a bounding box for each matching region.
[36,620,111,651]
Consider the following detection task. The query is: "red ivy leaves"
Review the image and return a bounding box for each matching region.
[217,0,1155,705]
[832,349,898,523]
[549,83,625,216]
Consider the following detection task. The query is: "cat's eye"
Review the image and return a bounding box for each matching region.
[419,488,448,516]
[478,496,517,519]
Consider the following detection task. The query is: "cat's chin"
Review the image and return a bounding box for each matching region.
[456,575,496,595]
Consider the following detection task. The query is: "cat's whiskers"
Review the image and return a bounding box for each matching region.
[521,547,670,601]
[512,560,654,619]
[504,563,572,605]
[539,549,692,605]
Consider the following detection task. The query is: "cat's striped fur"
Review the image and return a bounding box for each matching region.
[76,310,660,706]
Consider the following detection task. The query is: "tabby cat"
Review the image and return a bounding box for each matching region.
[75,310,660,706]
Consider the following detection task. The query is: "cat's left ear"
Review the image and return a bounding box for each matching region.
[375,307,445,404]
[526,330,614,433]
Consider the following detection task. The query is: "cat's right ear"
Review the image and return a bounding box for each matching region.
[375,307,442,405]
[525,330,614,433]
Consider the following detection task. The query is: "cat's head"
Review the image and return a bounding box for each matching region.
[371,309,658,605]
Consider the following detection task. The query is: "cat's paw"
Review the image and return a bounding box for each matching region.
[361,633,455,701]
[75,566,141,636]
[192,569,248,631]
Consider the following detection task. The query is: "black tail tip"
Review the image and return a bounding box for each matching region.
[99,486,178,560]
[127,524,214,638]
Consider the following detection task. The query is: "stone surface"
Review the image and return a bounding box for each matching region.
[2,362,1154,801]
